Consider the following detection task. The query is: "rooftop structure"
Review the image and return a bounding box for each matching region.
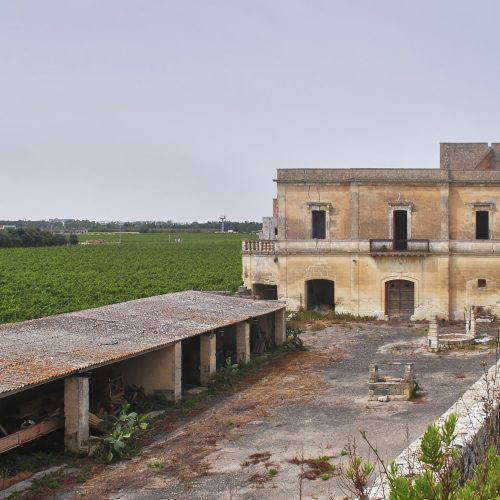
[0,291,284,398]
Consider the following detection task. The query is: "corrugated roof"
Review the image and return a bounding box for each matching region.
[0,291,284,397]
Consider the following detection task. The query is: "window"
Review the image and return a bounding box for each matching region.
[307,201,331,239]
[476,211,489,239]
[478,279,487,288]
[312,210,326,239]
[393,210,408,250]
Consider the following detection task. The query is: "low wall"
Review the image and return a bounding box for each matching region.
[370,360,500,499]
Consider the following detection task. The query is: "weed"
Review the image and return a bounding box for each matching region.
[242,451,272,467]
[288,454,337,480]
[77,469,89,483]
[30,473,61,490]
[0,449,67,482]
[147,460,165,469]
[90,403,149,463]
[287,310,377,332]
[267,467,278,478]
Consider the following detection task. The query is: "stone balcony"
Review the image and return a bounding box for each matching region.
[369,239,429,256]
[242,239,500,255]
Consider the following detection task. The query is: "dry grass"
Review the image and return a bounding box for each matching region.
[69,348,338,498]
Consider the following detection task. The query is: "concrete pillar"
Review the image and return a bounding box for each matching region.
[274,308,286,346]
[200,332,216,385]
[466,307,476,338]
[172,342,182,400]
[369,364,379,383]
[64,376,89,453]
[119,342,182,401]
[428,316,440,352]
[236,322,251,364]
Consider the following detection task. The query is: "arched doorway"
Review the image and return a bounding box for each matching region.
[385,280,414,319]
[306,279,335,310]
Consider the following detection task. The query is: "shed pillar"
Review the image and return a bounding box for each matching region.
[236,321,251,364]
[171,341,182,400]
[274,308,286,346]
[200,333,216,385]
[64,376,89,453]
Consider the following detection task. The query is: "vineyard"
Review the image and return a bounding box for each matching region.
[0,232,254,324]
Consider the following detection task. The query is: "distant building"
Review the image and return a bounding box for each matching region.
[243,143,500,320]
[0,225,16,230]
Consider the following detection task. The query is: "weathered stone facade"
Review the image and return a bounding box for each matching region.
[243,143,500,320]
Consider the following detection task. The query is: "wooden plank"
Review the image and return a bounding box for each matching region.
[0,418,63,454]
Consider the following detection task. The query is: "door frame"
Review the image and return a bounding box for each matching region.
[382,277,418,319]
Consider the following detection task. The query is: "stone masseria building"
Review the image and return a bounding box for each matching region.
[242,143,500,320]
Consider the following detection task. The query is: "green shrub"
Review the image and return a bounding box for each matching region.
[91,404,149,463]
[387,414,500,499]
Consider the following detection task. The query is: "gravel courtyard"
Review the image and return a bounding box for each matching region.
[60,320,497,500]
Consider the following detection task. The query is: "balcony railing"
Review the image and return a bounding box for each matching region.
[243,238,500,255]
[369,239,430,253]
[243,240,276,252]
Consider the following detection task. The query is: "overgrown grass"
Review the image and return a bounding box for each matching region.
[287,309,377,332]
[0,448,68,482]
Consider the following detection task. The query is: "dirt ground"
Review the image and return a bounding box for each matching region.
[51,321,497,500]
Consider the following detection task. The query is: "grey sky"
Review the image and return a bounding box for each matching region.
[1,1,499,222]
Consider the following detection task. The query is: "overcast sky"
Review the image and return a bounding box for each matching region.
[1,1,500,222]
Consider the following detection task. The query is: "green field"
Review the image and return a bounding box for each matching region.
[0,232,254,324]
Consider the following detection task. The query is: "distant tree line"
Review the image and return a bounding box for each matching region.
[0,219,262,234]
[0,228,78,248]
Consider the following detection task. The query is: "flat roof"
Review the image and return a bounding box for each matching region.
[0,291,285,398]
[275,168,500,183]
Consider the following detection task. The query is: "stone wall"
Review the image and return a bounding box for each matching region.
[369,360,500,499]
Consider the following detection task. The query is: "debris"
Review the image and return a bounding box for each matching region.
[185,387,208,396]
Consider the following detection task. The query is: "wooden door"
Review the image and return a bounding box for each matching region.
[385,280,414,319]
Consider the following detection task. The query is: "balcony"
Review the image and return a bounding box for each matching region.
[370,239,429,254]
[242,238,500,256]
[243,240,276,253]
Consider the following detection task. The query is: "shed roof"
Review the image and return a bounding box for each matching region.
[0,291,284,397]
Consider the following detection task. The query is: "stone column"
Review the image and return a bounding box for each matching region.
[236,322,250,364]
[465,307,476,338]
[64,376,89,453]
[369,364,379,383]
[428,317,440,352]
[274,308,286,346]
[200,332,216,385]
[404,363,414,382]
